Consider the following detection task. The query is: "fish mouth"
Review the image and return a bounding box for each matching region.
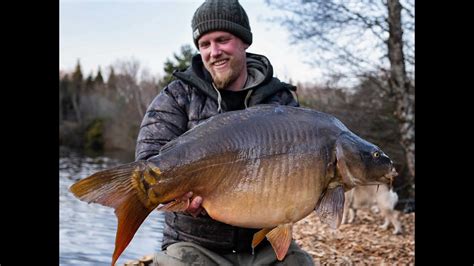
[380,167,398,189]
[357,167,398,187]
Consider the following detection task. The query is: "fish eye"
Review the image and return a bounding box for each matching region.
[372,151,380,158]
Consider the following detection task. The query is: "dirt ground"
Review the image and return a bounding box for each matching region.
[293,209,415,265]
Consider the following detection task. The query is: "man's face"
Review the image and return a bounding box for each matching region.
[198,31,248,89]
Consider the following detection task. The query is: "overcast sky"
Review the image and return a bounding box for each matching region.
[60,0,323,84]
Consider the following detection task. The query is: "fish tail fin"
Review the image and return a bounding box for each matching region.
[69,161,160,266]
[252,228,272,249]
[110,188,152,266]
[266,224,293,261]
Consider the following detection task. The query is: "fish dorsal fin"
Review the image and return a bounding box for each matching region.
[266,223,293,261]
[252,228,272,249]
[315,185,345,229]
[156,198,190,212]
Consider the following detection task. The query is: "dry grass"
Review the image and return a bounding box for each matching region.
[293,210,415,265]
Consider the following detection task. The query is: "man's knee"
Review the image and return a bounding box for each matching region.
[154,242,232,266]
[276,242,314,266]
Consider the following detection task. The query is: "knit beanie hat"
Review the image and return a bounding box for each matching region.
[192,0,252,48]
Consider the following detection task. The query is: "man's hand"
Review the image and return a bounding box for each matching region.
[180,192,205,217]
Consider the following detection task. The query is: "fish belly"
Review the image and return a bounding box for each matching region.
[200,155,326,228]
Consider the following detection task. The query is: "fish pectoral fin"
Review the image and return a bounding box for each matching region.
[266,223,293,261]
[315,185,345,229]
[156,198,190,212]
[252,228,272,248]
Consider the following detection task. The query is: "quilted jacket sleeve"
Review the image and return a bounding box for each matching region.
[135,81,189,161]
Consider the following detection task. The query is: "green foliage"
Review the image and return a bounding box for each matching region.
[159,44,197,88]
[72,60,83,90]
[84,118,104,152]
[95,67,104,85]
[107,67,117,89]
[59,121,84,149]
[85,73,94,90]
[60,74,71,97]
[60,74,72,120]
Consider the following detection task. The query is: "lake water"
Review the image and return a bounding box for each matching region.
[60,151,164,265]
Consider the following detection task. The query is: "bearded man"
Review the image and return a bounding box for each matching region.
[135,0,313,265]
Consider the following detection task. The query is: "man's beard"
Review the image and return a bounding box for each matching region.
[207,56,244,89]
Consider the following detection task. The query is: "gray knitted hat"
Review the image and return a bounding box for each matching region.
[192,0,252,48]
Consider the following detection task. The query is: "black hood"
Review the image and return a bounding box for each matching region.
[172,52,293,106]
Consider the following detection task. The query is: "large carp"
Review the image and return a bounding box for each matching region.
[70,105,397,265]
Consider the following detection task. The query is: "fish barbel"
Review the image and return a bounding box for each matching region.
[70,104,397,265]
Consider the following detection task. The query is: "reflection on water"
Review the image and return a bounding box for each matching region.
[60,150,164,265]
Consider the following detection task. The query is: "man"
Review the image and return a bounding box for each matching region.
[135,0,314,264]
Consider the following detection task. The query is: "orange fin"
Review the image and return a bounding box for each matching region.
[69,161,159,266]
[315,185,345,229]
[266,223,293,261]
[252,228,272,248]
[156,198,190,212]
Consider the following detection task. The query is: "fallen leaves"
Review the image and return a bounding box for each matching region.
[293,209,415,265]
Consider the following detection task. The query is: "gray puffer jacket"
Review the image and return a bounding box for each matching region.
[135,52,299,253]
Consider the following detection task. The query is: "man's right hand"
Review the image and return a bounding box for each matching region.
[180,192,205,217]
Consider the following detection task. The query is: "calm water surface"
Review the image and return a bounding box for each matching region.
[60,151,164,265]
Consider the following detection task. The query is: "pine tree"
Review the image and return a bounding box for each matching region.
[72,60,83,89]
[95,66,104,85]
[159,44,197,87]
[107,66,117,90]
[71,60,83,123]
[85,72,95,90]
[60,74,71,121]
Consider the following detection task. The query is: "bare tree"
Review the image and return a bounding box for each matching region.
[114,58,147,119]
[387,0,414,180]
[266,0,414,198]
